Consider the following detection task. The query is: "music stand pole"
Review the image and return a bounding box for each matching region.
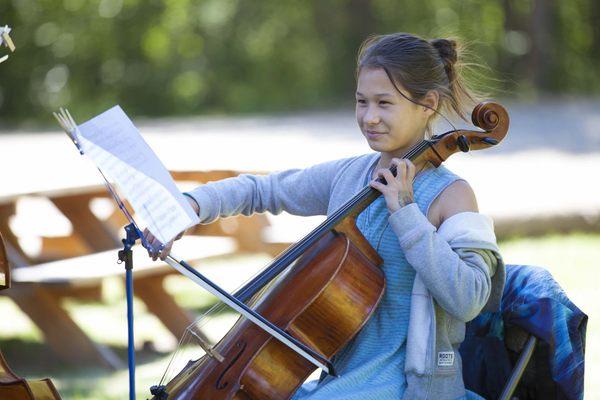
[118,223,139,400]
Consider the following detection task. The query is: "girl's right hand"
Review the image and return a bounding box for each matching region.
[144,194,200,261]
[144,228,185,261]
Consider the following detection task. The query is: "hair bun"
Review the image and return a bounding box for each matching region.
[430,38,457,66]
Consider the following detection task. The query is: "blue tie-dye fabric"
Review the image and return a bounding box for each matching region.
[460,264,587,400]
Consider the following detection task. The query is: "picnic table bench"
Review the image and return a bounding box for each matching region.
[9,236,236,369]
[0,169,291,369]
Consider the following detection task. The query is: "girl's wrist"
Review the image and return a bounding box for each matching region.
[385,192,414,214]
[388,198,415,215]
[183,193,200,216]
[398,193,415,208]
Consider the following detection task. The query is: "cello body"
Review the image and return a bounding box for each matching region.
[165,229,385,399]
[0,351,62,400]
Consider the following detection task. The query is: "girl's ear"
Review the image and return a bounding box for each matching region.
[421,90,440,117]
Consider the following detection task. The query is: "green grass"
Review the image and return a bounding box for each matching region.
[0,234,597,399]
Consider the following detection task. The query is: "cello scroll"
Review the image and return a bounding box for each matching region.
[425,101,509,165]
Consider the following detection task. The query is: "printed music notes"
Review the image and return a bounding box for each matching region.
[55,106,199,245]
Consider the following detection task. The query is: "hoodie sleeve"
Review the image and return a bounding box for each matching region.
[389,203,505,322]
[185,156,355,223]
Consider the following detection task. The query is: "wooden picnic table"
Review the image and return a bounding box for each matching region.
[0,169,290,369]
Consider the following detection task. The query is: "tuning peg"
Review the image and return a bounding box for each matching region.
[457,135,470,152]
[481,137,499,145]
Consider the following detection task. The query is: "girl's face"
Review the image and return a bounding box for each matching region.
[355,67,431,157]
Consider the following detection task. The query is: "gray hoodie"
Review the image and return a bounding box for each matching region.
[187,152,505,399]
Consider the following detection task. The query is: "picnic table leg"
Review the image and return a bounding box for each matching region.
[51,197,121,252]
[0,204,32,266]
[134,276,205,340]
[9,285,124,370]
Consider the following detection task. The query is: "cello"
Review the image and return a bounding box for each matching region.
[151,101,509,399]
[0,233,63,399]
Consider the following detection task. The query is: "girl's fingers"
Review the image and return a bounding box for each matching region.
[150,240,162,260]
[398,163,407,185]
[148,237,163,260]
[381,169,396,185]
[375,166,405,190]
[148,245,158,259]
[405,159,416,181]
[159,242,172,261]
[144,227,186,260]
[144,230,159,254]
[144,231,155,257]
[391,158,418,186]
[143,228,154,243]
[390,158,406,176]
[373,159,417,213]
[371,180,393,197]
[370,180,384,190]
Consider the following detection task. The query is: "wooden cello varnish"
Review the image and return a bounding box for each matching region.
[165,227,385,399]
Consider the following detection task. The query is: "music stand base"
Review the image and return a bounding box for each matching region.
[118,223,139,400]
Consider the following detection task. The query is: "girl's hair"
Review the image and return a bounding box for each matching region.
[356,32,483,135]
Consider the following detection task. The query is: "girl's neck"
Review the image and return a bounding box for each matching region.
[371,129,432,178]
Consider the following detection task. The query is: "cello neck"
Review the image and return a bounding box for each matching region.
[233,139,433,303]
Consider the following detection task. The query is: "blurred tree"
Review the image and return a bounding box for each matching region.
[0,0,598,125]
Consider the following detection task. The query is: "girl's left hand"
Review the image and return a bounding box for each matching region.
[370,158,416,213]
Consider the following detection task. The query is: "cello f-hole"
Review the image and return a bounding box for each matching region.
[215,340,247,390]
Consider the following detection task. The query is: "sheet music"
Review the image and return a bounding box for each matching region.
[75,105,199,244]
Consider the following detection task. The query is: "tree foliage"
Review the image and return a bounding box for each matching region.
[1,0,598,124]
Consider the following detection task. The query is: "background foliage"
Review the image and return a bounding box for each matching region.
[1,0,599,125]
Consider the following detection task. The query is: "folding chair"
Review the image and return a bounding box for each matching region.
[461,264,586,400]
[498,327,537,400]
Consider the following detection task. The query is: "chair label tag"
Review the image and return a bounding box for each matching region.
[437,351,454,366]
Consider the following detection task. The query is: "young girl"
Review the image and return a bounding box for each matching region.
[146,32,504,400]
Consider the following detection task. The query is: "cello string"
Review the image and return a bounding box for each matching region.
[160,313,212,386]
[159,238,305,383]
[159,329,191,386]
[234,139,431,301]
[160,301,225,387]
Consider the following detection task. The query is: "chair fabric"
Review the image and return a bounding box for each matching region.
[460,264,587,400]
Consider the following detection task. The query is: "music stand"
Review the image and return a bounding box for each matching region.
[53,107,336,399]
[54,108,146,400]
